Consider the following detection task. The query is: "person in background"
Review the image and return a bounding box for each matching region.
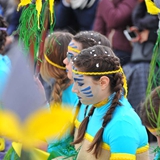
[138,86,160,160]
[54,0,99,34]
[93,0,137,66]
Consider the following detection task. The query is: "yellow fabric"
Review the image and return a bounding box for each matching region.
[74,119,81,128]
[94,97,108,107]
[110,153,136,160]
[17,0,31,11]
[145,0,160,15]
[84,133,149,153]
[0,137,5,151]
[36,0,42,28]
[136,144,149,154]
[84,132,110,150]
[49,0,54,24]
[12,142,22,157]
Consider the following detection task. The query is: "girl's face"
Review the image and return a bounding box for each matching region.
[72,66,111,105]
[63,39,82,80]
[72,72,102,105]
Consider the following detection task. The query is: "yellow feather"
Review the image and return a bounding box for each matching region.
[0,106,73,148]
[36,0,43,28]
[17,0,32,11]
[49,0,55,24]
[145,0,160,15]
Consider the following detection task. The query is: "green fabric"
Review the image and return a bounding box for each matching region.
[47,136,78,160]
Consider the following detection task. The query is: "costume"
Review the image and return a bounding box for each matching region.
[47,84,79,158]
[79,94,149,159]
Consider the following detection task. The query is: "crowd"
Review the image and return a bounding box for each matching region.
[0,0,160,159]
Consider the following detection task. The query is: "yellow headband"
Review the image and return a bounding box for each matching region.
[44,54,66,70]
[147,127,160,133]
[68,46,81,54]
[72,67,128,97]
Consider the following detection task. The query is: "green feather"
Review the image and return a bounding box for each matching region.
[3,146,20,160]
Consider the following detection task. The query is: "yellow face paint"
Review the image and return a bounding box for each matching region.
[68,46,81,54]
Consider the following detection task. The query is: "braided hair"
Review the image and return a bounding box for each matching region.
[72,45,124,158]
[40,31,73,104]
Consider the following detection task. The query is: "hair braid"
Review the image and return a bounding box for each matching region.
[88,59,123,158]
[72,106,95,144]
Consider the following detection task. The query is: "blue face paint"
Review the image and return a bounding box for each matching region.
[73,67,94,98]
[67,52,74,63]
[80,86,93,97]
[81,86,91,92]
[69,42,79,49]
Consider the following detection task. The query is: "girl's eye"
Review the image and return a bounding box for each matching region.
[78,82,84,86]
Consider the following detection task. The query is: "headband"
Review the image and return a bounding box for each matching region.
[44,54,66,70]
[72,67,128,97]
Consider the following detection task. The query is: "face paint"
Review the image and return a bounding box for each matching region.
[72,68,103,105]
[67,52,74,63]
[63,40,82,80]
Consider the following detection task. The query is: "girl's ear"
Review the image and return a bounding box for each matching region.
[99,76,110,90]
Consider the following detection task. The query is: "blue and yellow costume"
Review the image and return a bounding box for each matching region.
[47,84,79,155]
[76,94,149,159]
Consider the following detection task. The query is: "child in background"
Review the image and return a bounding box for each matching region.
[139,86,160,160]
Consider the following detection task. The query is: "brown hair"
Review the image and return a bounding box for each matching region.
[72,45,124,158]
[40,31,73,104]
[73,31,111,50]
[0,16,7,54]
[139,86,160,129]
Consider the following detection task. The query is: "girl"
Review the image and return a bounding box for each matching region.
[71,45,149,160]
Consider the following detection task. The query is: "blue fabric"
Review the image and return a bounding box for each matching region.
[85,96,148,155]
[62,84,79,108]
[47,84,79,153]
[0,55,11,99]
